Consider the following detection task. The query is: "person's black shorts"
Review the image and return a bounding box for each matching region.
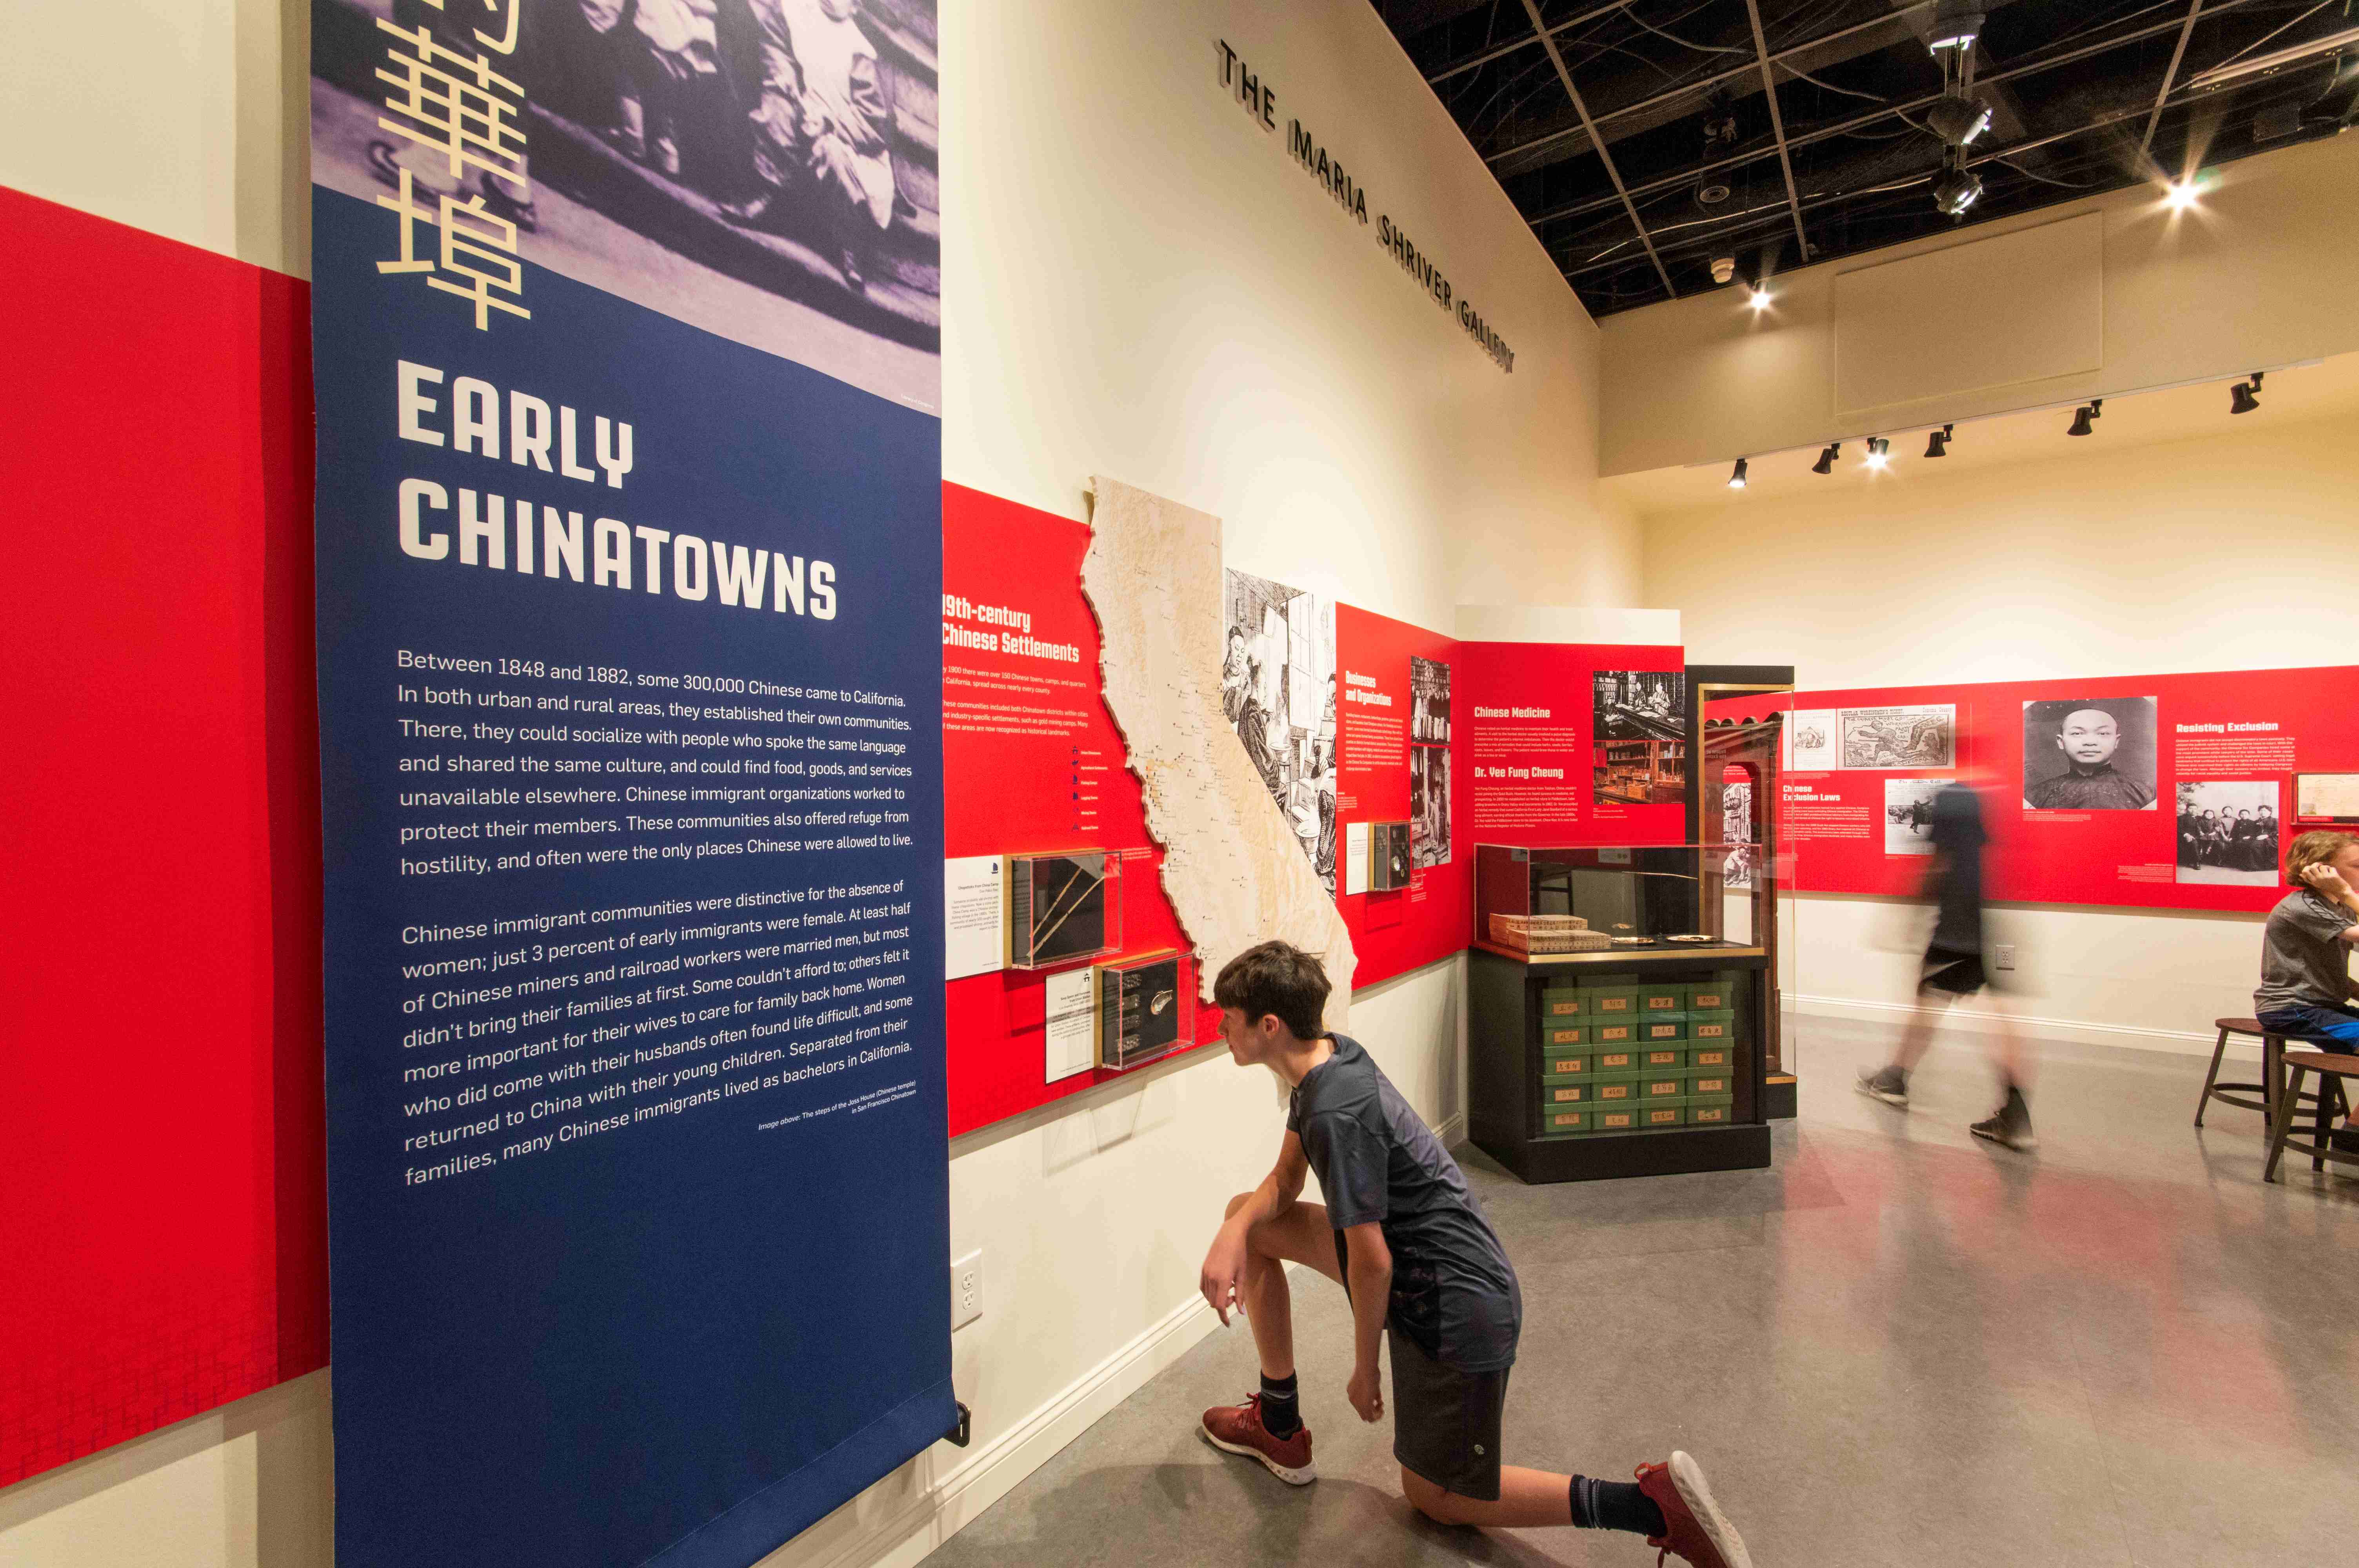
[1921,945,1986,996]
[1386,1327,1508,1501]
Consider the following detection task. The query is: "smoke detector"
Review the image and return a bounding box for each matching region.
[1709,256,1736,285]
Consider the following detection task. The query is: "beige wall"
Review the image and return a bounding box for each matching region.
[0,1,1632,1565]
[1597,132,2359,477]
[1641,405,2359,1052]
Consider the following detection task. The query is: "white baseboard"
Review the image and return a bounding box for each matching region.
[797,1290,1224,1568]
[1788,994,2248,1060]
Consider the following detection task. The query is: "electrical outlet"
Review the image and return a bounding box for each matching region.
[1992,944,2016,971]
[951,1250,983,1330]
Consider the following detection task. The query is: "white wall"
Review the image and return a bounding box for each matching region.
[1640,406,2359,1058]
[0,1,1633,1564]
[1594,132,2359,477]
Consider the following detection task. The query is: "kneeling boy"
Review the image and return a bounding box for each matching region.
[1196,942,1750,1568]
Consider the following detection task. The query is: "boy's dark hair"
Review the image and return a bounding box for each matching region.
[1213,942,1330,1040]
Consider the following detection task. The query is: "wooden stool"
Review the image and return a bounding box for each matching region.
[2263,1051,2359,1182]
[2194,1018,2292,1127]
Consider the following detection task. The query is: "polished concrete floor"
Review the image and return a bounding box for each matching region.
[925,1019,2359,1567]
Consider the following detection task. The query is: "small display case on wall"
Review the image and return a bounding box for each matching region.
[1096,950,1194,1071]
[1370,822,1413,891]
[1005,851,1122,970]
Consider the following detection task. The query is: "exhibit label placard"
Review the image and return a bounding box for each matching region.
[309,4,951,1564]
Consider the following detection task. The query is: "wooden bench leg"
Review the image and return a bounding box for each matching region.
[2195,1027,2232,1128]
[2264,1064,2307,1184]
[2264,1035,2283,1120]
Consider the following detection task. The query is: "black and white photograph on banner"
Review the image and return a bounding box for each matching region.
[1410,655,1452,743]
[1222,569,1338,896]
[1885,777,1951,856]
[2022,697,2159,811]
[1721,775,1756,889]
[1592,669,1687,805]
[2176,781,2282,885]
[1411,744,1451,868]
[308,0,941,408]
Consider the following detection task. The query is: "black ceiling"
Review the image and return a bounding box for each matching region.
[1371,0,2359,316]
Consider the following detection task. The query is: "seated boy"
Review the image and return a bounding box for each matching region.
[2254,830,2359,1154]
[1196,941,1750,1568]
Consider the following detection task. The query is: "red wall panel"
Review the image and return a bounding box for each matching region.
[0,186,329,1485]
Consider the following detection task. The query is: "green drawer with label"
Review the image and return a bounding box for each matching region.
[1640,1018,1690,1045]
[1541,1107,1594,1137]
[1639,983,1687,1017]
[1591,1047,1642,1074]
[1687,1102,1734,1126]
[1588,1076,1643,1106]
[1637,1072,1689,1102]
[1542,1022,1589,1049]
[1637,1044,1689,1073]
[1685,1070,1736,1105]
[1589,1020,1640,1049]
[1540,1053,1592,1082]
[1637,1103,1690,1131]
[1583,987,1643,1019]
[1591,1106,1642,1135]
[1684,1014,1737,1045]
[1539,988,1587,1020]
[1685,1044,1737,1071]
[1545,1081,1604,1107]
[1684,978,1740,1013]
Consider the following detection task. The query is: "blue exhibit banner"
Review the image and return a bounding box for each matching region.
[308,4,949,1564]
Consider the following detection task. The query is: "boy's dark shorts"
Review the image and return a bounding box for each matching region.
[1921,945,1987,996]
[1387,1327,1508,1501]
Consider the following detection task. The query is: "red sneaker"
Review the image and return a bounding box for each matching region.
[1199,1394,1317,1485]
[1636,1452,1752,1568]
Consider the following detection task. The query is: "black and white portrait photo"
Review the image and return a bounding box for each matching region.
[2021,697,2158,811]
[1410,656,1452,744]
[1885,778,1950,856]
[310,0,942,408]
[2176,780,2281,885]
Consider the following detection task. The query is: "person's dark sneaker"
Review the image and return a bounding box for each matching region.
[1855,1065,1908,1107]
[1636,1452,1752,1568]
[1199,1394,1316,1485]
[1970,1086,2038,1151]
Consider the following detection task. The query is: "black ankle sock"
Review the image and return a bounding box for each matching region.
[1569,1475,1666,1537]
[1258,1372,1300,1439]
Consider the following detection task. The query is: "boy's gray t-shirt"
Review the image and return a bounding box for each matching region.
[1287,1035,1521,1372]
[2255,889,2356,1014]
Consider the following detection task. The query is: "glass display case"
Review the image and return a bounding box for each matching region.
[1005,850,1123,970]
[1474,843,1766,958]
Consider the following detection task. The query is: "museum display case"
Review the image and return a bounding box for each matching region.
[1094,950,1194,1071]
[1005,851,1123,969]
[1468,842,1773,1182]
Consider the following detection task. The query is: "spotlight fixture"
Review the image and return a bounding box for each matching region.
[2165,179,2201,211]
[2066,399,2102,437]
[1748,285,1772,310]
[1812,443,1840,475]
[2231,370,2264,414]
[1927,2,1984,52]
[1927,95,1994,147]
[1925,423,1953,458]
[1865,436,1891,470]
[1932,161,1984,218]
[1710,254,1736,285]
[1728,457,1749,489]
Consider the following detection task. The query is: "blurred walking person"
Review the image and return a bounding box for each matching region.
[1856,778,2036,1151]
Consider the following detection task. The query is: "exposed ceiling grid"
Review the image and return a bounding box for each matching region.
[1372,0,2359,315]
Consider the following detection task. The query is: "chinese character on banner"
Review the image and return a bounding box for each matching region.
[372,4,532,328]
[378,171,531,329]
